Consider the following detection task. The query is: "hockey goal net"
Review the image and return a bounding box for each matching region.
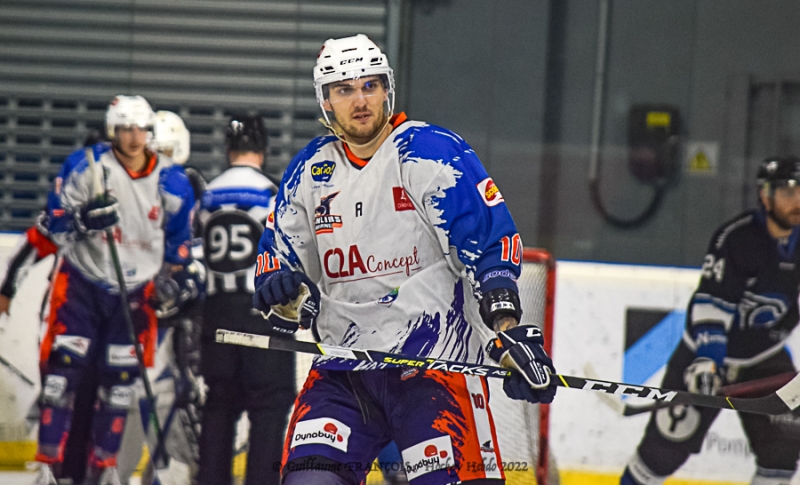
[290,248,557,485]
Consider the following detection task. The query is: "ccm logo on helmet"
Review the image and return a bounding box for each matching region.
[341,57,363,65]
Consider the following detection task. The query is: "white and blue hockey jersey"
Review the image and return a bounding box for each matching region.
[48,143,195,291]
[197,165,277,296]
[255,113,524,369]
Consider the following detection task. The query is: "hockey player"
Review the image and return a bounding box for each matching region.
[34,95,197,485]
[0,129,107,485]
[196,113,295,485]
[621,156,800,485]
[116,109,206,484]
[251,34,557,485]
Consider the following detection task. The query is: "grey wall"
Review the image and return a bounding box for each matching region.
[405,0,800,266]
[404,0,550,250]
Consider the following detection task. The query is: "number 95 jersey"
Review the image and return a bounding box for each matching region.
[197,166,277,296]
[255,114,523,370]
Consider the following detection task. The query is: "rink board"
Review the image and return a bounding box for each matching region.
[551,260,800,484]
[0,234,798,483]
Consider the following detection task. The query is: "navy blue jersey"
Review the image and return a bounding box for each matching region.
[684,208,800,365]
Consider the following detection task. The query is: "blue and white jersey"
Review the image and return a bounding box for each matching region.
[198,165,276,295]
[255,114,523,369]
[48,143,194,291]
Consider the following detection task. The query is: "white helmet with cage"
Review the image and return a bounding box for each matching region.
[105,95,156,140]
[313,34,395,126]
[150,111,191,164]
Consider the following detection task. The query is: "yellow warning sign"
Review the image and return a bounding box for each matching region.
[689,151,711,172]
[686,141,718,175]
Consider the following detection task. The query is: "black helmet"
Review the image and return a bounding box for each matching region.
[225,114,268,153]
[757,156,800,188]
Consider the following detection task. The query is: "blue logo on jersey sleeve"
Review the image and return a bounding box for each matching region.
[311,161,336,182]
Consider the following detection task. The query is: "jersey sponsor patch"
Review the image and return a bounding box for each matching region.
[392,187,414,211]
[43,375,68,400]
[315,192,343,234]
[107,344,139,367]
[376,287,399,306]
[310,161,336,182]
[266,211,275,230]
[476,177,504,207]
[323,245,420,280]
[290,417,351,452]
[53,335,91,357]
[402,435,454,480]
[108,385,134,408]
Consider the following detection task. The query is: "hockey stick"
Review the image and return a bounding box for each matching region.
[0,350,35,387]
[85,148,168,474]
[585,362,798,417]
[215,329,800,416]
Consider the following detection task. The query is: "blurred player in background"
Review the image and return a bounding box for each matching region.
[33,95,197,485]
[196,113,294,485]
[0,128,106,485]
[621,156,800,485]
[117,109,207,485]
[251,34,556,485]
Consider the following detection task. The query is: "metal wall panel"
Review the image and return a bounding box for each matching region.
[0,0,388,230]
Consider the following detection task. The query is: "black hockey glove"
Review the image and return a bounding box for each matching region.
[487,325,556,404]
[75,196,119,233]
[479,287,522,330]
[252,270,320,334]
[153,263,204,319]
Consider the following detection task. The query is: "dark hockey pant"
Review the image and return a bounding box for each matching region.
[198,293,296,485]
[635,341,800,476]
[36,259,157,470]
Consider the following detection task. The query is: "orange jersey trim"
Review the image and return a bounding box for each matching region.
[116,150,158,180]
[40,264,69,365]
[140,281,158,367]
[342,112,409,169]
[26,225,58,258]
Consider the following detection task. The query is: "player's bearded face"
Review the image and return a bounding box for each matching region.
[325,76,389,143]
[769,185,800,229]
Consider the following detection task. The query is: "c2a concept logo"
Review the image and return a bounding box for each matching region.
[315,192,343,235]
[402,435,454,480]
[290,417,351,452]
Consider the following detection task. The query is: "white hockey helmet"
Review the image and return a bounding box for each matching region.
[150,111,191,164]
[313,34,395,124]
[105,95,156,140]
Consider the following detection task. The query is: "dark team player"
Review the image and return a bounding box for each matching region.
[622,156,800,485]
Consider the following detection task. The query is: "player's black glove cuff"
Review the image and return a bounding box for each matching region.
[479,287,522,330]
[75,195,119,234]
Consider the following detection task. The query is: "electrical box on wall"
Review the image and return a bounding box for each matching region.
[628,105,681,183]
